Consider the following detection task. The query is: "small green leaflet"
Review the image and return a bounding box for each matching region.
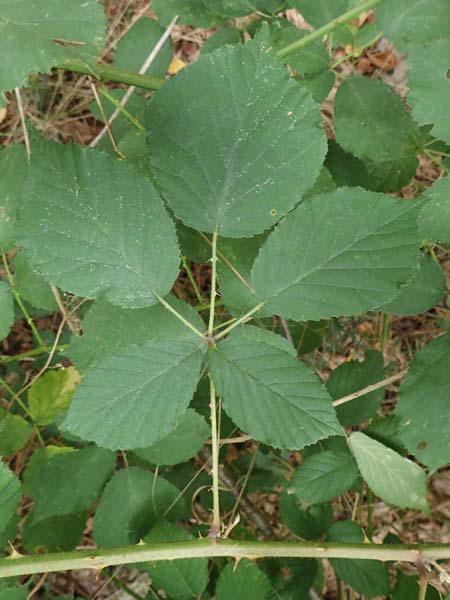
[94,467,186,547]
[0,585,27,600]
[63,339,205,450]
[397,333,450,473]
[210,327,342,449]
[17,134,180,308]
[291,450,359,503]
[287,0,348,28]
[0,144,27,252]
[215,559,272,600]
[22,512,86,553]
[28,367,80,426]
[152,0,228,27]
[13,252,58,311]
[202,27,243,54]
[22,445,75,495]
[419,177,450,244]
[0,460,21,533]
[0,414,33,455]
[140,521,208,599]
[0,0,106,98]
[252,188,420,321]
[0,282,13,342]
[334,77,421,162]
[407,41,450,145]
[134,410,209,466]
[279,492,333,539]
[348,432,428,511]
[146,37,326,237]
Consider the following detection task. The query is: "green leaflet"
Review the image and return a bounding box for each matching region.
[210,327,342,450]
[22,446,75,495]
[291,449,359,503]
[419,177,450,244]
[0,585,27,600]
[287,0,348,28]
[27,446,115,522]
[0,144,27,252]
[376,0,450,48]
[202,27,243,54]
[0,414,33,455]
[13,252,58,311]
[67,296,205,373]
[133,410,210,466]
[0,282,14,342]
[113,17,173,79]
[397,333,450,473]
[146,37,326,237]
[348,432,428,511]
[407,41,450,145]
[22,513,86,553]
[392,572,441,600]
[0,461,21,533]
[17,134,180,308]
[334,77,422,163]
[215,560,272,600]
[94,467,186,547]
[140,521,208,599]
[327,521,391,597]
[326,351,385,426]
[279,492,333,539]
[63,339,205,450]
[382,253,446,316]
[252,188,420,321]
[27,367,80,426]
[0,0,106,98]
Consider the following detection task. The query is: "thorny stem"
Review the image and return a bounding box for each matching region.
[214,302,266,341]
[208,232,219,341]
[208,374,221,539]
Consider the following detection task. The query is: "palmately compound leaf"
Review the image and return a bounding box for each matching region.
[292,450,359,504]
[17,134,180,308]
[382,253,446,316]
[133,410,210,466]
[287,0,348,28]
[334,77,422,163]
[27,367,80,426]
[140,521,208,599]
[0,282,14,342]
[216,560,272,600]
[252,188,420,321]
[94,467,186,547]
[0,460,21,533]
[419,177,450,244]
[327,351,385,426]
[348,432,428,511]
[146,37,326,237]
[210,327,342,450]
[397,333,450,473]
[63,339,205,450]
[407,41,450,146]
[0,144,27,252]
[0,0,106,98]
[27,446,115,522]
[376,0,450,48]
[67,296,204,373]
[327,521,391,597]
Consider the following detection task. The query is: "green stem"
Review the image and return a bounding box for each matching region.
[1,540,449,578]
[208,232,219,340]
[154,294,205,339]
[58,60,165,91]
[182,256,203,304]
[98,86,145,131]
[1,255,45,348]
[0,345,68,364]
[208,374,221,538]
[214,303,265,341]
[0,377,44,445]
[275,0,386,59]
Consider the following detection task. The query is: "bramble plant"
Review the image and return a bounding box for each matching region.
[0,0,450,597]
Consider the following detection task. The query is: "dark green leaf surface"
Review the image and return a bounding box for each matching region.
[146,38,326,237]
[0,414,33,455]
[13,252,58,311]
[252,188,420,321]
[17,135,180,308]
[22,512,86,553]
[280,492,333,539]
[0,144,27,252]
[0,282,13,342]
[216,559,272,600]
[211,328,342,449]
[0,461,21,533]
[202,27,243,54]
[288,0,348,28]
[397,333,450,473]
[64,339,205,450]
[419,177,450,244]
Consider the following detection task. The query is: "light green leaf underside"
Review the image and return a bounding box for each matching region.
[0,461,21,533]
[27,446,115,522]
[63,339,205,450]
[382,253,446,316]
[94,467,186,547]
[0,0,106,95]
[348,432,428,511]
[141,521,208,599]
[407,41,450,145]
[67,296,205,373]
[133,409,209,466]
[146,37,326,237]
[211,328,342,450]
[252,188,420,321]
[334,77,421,162]
[0,144,27,252]
[0,282,14,342]
[397,333,450,473]
[292,450,358,503]
[17,134,180,308]
[419,177,450,244]
[216,560,272,600]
